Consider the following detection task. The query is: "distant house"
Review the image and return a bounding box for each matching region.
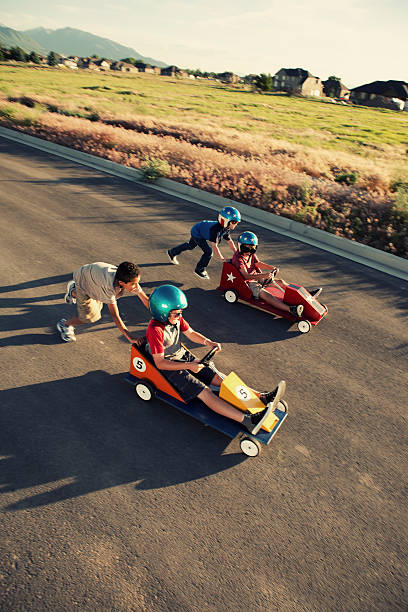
[242,74,258,85]
[77,57,111,71]
[110,61,139,73]
[60,57,78,70]
[322,79,350,99]
[350,80,408,111]
[161,65,188,78]
[272,68,323,97]
[218,71,240,84]
[135,63,160,74]
[77,57,98,70]
[94,59,111,71]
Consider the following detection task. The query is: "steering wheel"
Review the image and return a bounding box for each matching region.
[261,268,277,288]
[199,347,219,365]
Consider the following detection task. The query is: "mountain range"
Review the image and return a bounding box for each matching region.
[0,24,168,67]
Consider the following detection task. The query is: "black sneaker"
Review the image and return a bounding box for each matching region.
[194,269,210,280]
[167,250,180,265]
[289,304,303,317]
[243,404,273,435]
[308,287,322,298]
[244,380,286,435]
[259,380,286,406]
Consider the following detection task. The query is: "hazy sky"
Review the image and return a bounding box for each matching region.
[1,0,407,87]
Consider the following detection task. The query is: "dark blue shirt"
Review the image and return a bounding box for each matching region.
[191,221,231,244]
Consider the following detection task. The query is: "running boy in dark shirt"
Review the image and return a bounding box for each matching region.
[167,206,241,280]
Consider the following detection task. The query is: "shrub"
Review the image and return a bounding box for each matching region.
[47,51,58,67]
[10,46,28,62]
[335,170,358,185]
[28,51,41,65]
[394,184,408,219]
[390,179,408,193]
[139,157,170,182]
[254,73,273,92]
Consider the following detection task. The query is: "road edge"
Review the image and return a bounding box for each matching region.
[1,125,407,281]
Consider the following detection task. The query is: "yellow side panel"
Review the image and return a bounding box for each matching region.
[219,372,279,433]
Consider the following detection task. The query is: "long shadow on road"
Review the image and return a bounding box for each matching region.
[0,371,245,511]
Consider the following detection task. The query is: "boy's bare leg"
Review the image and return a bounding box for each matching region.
[210,373,265,399]
[198,385,280,435]
[66,316,86,327]
[198,387,245,423]
[259,288,291,312]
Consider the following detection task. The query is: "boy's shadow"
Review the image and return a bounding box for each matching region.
[1,371,246,511]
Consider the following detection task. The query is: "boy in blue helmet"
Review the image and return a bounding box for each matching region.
[232,232,308,317]
[167,206,241,280]
[146,284,286,435]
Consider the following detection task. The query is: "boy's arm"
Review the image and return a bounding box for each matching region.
[239,267,271,281]
[257,262,279,273]
[128,285,149,309]
[210,241,225,262]
[152,352,203,372]
[107,302,139,343]
[183,328,221,351]
[227,238,237,253]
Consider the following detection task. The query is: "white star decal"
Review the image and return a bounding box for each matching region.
[226,272,236,282]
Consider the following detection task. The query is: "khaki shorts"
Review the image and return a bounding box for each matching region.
[76,286,104,323]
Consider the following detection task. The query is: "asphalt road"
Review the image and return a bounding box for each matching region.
[1,137,407,612]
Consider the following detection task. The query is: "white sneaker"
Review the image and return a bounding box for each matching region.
[194,270,210,280]
[57,318,76,342]
[167,250,180,265]
[64,280,76,304]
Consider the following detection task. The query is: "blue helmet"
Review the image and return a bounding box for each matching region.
[149,285,188,323]
[238,231,258,246]
[218,206,241,228]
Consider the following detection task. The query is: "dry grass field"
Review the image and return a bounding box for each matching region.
[0,63,407,256]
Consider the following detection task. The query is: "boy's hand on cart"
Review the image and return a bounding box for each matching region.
[127,333,142,343]
[206,340,221,352]
[188,361,205,373]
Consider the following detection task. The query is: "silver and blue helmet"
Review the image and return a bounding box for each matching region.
[238,231,258,246]
[149,285,188,323]
[218,206,241,228]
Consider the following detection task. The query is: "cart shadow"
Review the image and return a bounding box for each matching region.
[1,371,245,511]
[184,287,298,345]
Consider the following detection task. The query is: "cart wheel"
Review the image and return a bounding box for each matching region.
[240,436,261,457]
[135,381,153,401]
[224,289,238,304]
[297,320,311,334]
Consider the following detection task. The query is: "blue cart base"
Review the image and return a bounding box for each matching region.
[125,373,287,456]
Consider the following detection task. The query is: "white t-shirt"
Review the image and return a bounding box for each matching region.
[73,262,117,304]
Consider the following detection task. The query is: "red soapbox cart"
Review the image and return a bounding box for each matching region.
[125,340,287,457]
[218,261,327,333]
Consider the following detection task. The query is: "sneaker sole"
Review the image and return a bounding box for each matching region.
[57,321,76,342]
[64,280,77,304]
[194,272,210,280]
[270,380,286,411]
[250,404,273,435]
[167,252,179,265]
[251,380,286,435]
